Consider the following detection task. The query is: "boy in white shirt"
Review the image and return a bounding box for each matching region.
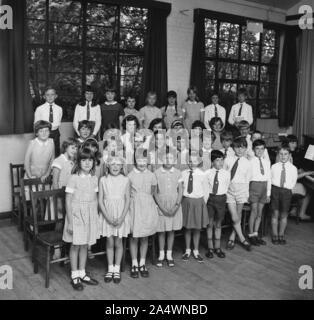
[248,139,271,246]
[271,146,298,245]
[248,131,270,161]
[228,88,253,127]
[204,93,226,128]
[220,131,235,158]
[205,150,230,259]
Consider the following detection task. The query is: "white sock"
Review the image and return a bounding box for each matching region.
[185,248,191,255]
[78,269,90,280]
[139,258,146,266]
[166,250,172,260]
[158,250,165,260]
[193,249,199,257]
[108,264,114,273]
[71,270,78,279]
[254,231,258,237]
[114,265,120,273]
[132,259,138,267]
[248,233,255,238]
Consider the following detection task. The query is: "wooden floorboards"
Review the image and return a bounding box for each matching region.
[0,218,314,300]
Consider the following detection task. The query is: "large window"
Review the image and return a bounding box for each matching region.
[204,17,280,119]
[26,0,148,120]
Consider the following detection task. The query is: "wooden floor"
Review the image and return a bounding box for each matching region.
[0,218,314,300]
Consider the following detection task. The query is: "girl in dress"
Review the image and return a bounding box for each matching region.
[209,117,224,150]
[161,91,183,129]
[99,157,130,284]
[63,148,100,291]
[149,130,167,172]
[138,91,162,129]
[128,151,159,278]
[181,86,205,131]
[154,151,183,267]
[82,137,104,179]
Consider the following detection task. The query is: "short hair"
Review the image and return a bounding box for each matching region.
[278,144,291,153]
[209,117,223,129]
[211,150,224,162]
[238,88,247,96]
[73,147,96,174]
[85,85,94,93]
[221,131,233,142]
[105,87,116,94]
[238,120,250,129]
[192,120,206,130]
[232,136,248,149]
[61,137,78,154]
[167,90,177,98]
[78,120,93,131]
[122,115,140,131]
[82,138,101,165]
[148,118,166,131]
[34,120,52,134]
[252,130,262,136]
[171,119,184,129]
[44,86,56,94]
[211,92,219,97]
[186,86,200,102]
[252,139,266,149]
[286,134,298,144]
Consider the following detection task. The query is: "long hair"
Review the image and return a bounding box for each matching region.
[72,147,97,175]
[165,90,178,116]
[186,86,200,102]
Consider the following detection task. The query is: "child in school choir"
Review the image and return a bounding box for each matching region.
[139,91,162,129]
[161,90,183,130]
[204,93,226,129]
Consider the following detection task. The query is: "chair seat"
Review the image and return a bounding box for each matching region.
[37,230,64,246]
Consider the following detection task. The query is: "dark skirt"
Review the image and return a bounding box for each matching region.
[182,197,209,230]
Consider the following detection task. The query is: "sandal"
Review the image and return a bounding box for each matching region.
[139,265,149,278]
[226,240,235,250]
[240,240,251,251]
[80,274,98,285]
[156,259,164,268]
[272,236,279,245]
[70,277,84,291]
[113,272,121,284]
[214,248,226,259]
[104,271,113,283]
[278,236,287,245]
[130,266,139,278]
[167,259,175,267]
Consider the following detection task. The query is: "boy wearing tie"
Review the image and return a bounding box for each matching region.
[34,87,63,156]
[205,150,230,259]
[228,88,253,128]
[248,140,271,246]
[271,146,298,245]
[204,93,226,129]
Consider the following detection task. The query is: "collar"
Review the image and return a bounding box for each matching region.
[105,101,116,105]
[167,105,176,108]
[133,167,148,173]
[35,138,49,146]
[79,173,92,178]
[188,100,197,104]
[45,102,55,107]
[161,166,175,173]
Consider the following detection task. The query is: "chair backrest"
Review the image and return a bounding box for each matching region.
[9,163,24,191]
[30,188,66,236]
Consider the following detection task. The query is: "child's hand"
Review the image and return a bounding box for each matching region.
[40,175,47,183]
[67,223,73,235]
[266,196,271,203]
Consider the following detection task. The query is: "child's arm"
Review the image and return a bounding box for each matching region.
[169,181,183,217]
[116,181,131,227]
[266,162,271,203]
[94,105,101,136]
[119,115,124,131]
[228,106,235,126]
[24,141,35,178]
[73,105,80,135]
[52,167,61,189]
[65,193,73,235]
[41,142,55,182]
[153,186,170,217]
[204,108,210,129]
[200,103,205,123]
[247,104,253,126]
[98,179,114,225]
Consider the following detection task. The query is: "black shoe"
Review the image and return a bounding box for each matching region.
[205,249,214,259]
[249,236,260,246]
[156,259,164,268]
[130,266,139,278]
[104,272,113,283]
[81,275,98,285]
[139,265,149,278]
[214,248,226,258]
[193,253,204,263]
[71,277,84,291]
[226,240,235,250]
[240,240,251,251]
[279,236,287,245]
[113,272,121,284]
[272,236,280,245]
[182,253,190,261]
[166,259,175,267]
[256,237,267,245]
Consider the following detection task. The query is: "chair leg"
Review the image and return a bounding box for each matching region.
[17,198,23,232]
[45,246,51,288]
[33,239,38,274]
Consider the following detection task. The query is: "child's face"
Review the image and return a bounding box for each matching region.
[252,133,262,142]
[240,126,250,137]
[203,138,211,150]
[211,95,218,104]
[254,145,265,158]
[234,145,246,157]
[289,141,297,152]
[190,154,201,168]
[136,158,148,171]
[127,98,136,109]
[163,153,175,170]
[173,123,183,130]
[212,121,222,132]
[66,144,78,159]
[109,160,123,176]
[153,122,163,132]
[222,139,232,149]
[177,138,186,152]
[80,158,93,173]
[279,149,290,163]
[155,133,165,149]
[238,93,246,103]
[193,126,203,136]
[44,89,57,104]
[37,127,50,141]
[168,96,176,106]
[126,120,136,133]
[105,91,115,102]
[147,95,156,106]
[213,158,224,170]
[85,91,94,102]
[79,126,91,139]
[188,90,196,101]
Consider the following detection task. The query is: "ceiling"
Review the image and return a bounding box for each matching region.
[245,0,302,10]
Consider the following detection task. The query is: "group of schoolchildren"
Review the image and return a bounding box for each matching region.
[23,84,313,291]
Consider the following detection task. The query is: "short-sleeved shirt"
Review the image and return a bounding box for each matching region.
[180,168,208,198]
[138,106,162,129]
[52,154,75,188]
[124,107,141,123]
[100,102,124,135]
[181,100,205,130]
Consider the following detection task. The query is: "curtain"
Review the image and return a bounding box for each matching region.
[190,10,206,103]
[277,27,300,127]
[141,5,171,107]
[0,0,33,135]
[293,30,314,143]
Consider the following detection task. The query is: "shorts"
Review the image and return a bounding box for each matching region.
[227,183,249,204]
[271,185,292,212]
[249,181,268,204]
[207,194,226,221]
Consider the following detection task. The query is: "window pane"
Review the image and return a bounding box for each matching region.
[86,51,116,75]
[86,2,118,27]
[49,73,82,97]
[27,0,46,19]
[120,28,145,50]
[259,100,276,118]
[241,26,260,45]
[218,82,238,111]
[219,22,240,41]
[218,62,238,79]
[219,40,238,59]
[259,83,277,99]
[205,61,215,80]
[246,85,257,99]
[86,25,117,48]
[57,95,80,121]
[29,72,46,101]
[86,74,117,94]
[28,48,46,75]
[241,43,259,61]
[205,19,217,38]
[49,50,82,73]
[263,29,276,47]
[205,38,216,57]
[239,64,258,81]
[260,65,277,82]
[120,55,143,76]
[120,7,148,29]
[205,81,215,101]
[262,46,276,63]
[27,20,46,44]
[49,22,81,45]
[49,0,82,23]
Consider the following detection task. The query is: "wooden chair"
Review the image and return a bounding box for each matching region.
[31,188,68,288]
[9,163,24,230]
[20,176,52,251]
